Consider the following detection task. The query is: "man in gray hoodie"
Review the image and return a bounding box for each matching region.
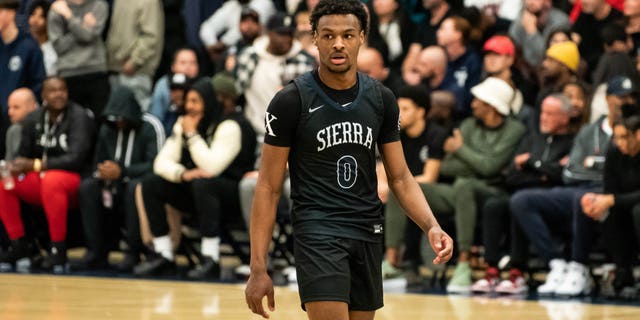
[48,0,109,117]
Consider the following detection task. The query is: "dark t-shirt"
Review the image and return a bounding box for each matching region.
[572,9,624,75]
[264,71,400,242]
[603,142,640,210]
[401,123,447,176]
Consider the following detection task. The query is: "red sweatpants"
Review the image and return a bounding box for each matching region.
[0,170,80,242]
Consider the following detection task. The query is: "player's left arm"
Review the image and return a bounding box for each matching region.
[380,142,453,264]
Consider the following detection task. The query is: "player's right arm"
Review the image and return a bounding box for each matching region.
[245,144,289,319]
[245,83,300,319]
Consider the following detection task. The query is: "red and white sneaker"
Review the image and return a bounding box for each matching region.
[471,267,500,294]
[495,269,528,295]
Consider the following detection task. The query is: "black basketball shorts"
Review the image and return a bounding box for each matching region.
[294,233,383,311]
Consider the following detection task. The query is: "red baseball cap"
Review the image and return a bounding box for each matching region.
[483,35,515,56]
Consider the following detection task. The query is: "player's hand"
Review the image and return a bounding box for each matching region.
[245,271,275,319]
[427,226,453,265]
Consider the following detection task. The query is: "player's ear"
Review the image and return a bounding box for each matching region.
[359,31,365,45]
[312,31,318,45]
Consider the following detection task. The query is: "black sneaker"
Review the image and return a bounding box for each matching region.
[133,253,175,277]
[115,252,141,273]
[40,242,67,274]
[613,267,636,299]
[69,250,108,271]
[0,238,31,272]
[187,257,220,280]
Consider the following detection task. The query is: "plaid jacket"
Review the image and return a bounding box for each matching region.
[234,43,316,94]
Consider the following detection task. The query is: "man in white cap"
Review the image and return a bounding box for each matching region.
[417,77,526,294]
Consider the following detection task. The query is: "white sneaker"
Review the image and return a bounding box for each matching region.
[537,259,567,296]
[555,261,592,297]
[495,269,528,295]
[471,267,500,294]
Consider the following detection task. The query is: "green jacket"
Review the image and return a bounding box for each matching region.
[439,117,526,180]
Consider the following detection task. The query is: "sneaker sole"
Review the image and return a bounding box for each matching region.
[447,284,471,294]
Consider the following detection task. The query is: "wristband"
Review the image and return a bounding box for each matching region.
[33,159,42,172]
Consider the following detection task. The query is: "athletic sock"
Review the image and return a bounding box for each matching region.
[153,235,174,261]
[201,237,220,262]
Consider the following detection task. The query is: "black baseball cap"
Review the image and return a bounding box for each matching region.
[240,7,260,23]
[0,0,20,10]
[267,13,296,35]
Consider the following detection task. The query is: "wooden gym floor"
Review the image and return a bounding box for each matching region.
[1,273,639,320]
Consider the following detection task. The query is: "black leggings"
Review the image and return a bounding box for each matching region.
[141,174,240,238]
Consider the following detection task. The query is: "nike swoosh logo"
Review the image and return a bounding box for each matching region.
[309,105,324,113]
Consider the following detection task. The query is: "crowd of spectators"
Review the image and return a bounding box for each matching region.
[1,0,640,300]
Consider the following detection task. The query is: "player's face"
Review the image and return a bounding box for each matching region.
[314,14,365,74]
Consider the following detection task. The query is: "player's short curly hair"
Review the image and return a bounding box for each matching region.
[310,0,369,36]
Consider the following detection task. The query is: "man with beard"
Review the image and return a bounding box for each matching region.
[357,46,404,96]
[537,41,581,112]
[414,45,448,91]
[401,0,453,85]
[223,7,263,71]
[234,12,315,141]
[199,0,275,65]
[509,0,570,67]
[0,77,95,273]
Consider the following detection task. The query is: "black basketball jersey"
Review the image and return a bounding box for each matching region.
[264,71,400,242]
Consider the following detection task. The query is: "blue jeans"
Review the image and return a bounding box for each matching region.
[509,187,593,263]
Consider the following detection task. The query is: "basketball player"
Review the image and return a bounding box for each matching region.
[245,1,453,319]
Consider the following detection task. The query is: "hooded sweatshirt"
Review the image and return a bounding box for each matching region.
[562,116,612,186]
[0,29,45,112]
[154,79,256,182]
[95,86,165,181]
